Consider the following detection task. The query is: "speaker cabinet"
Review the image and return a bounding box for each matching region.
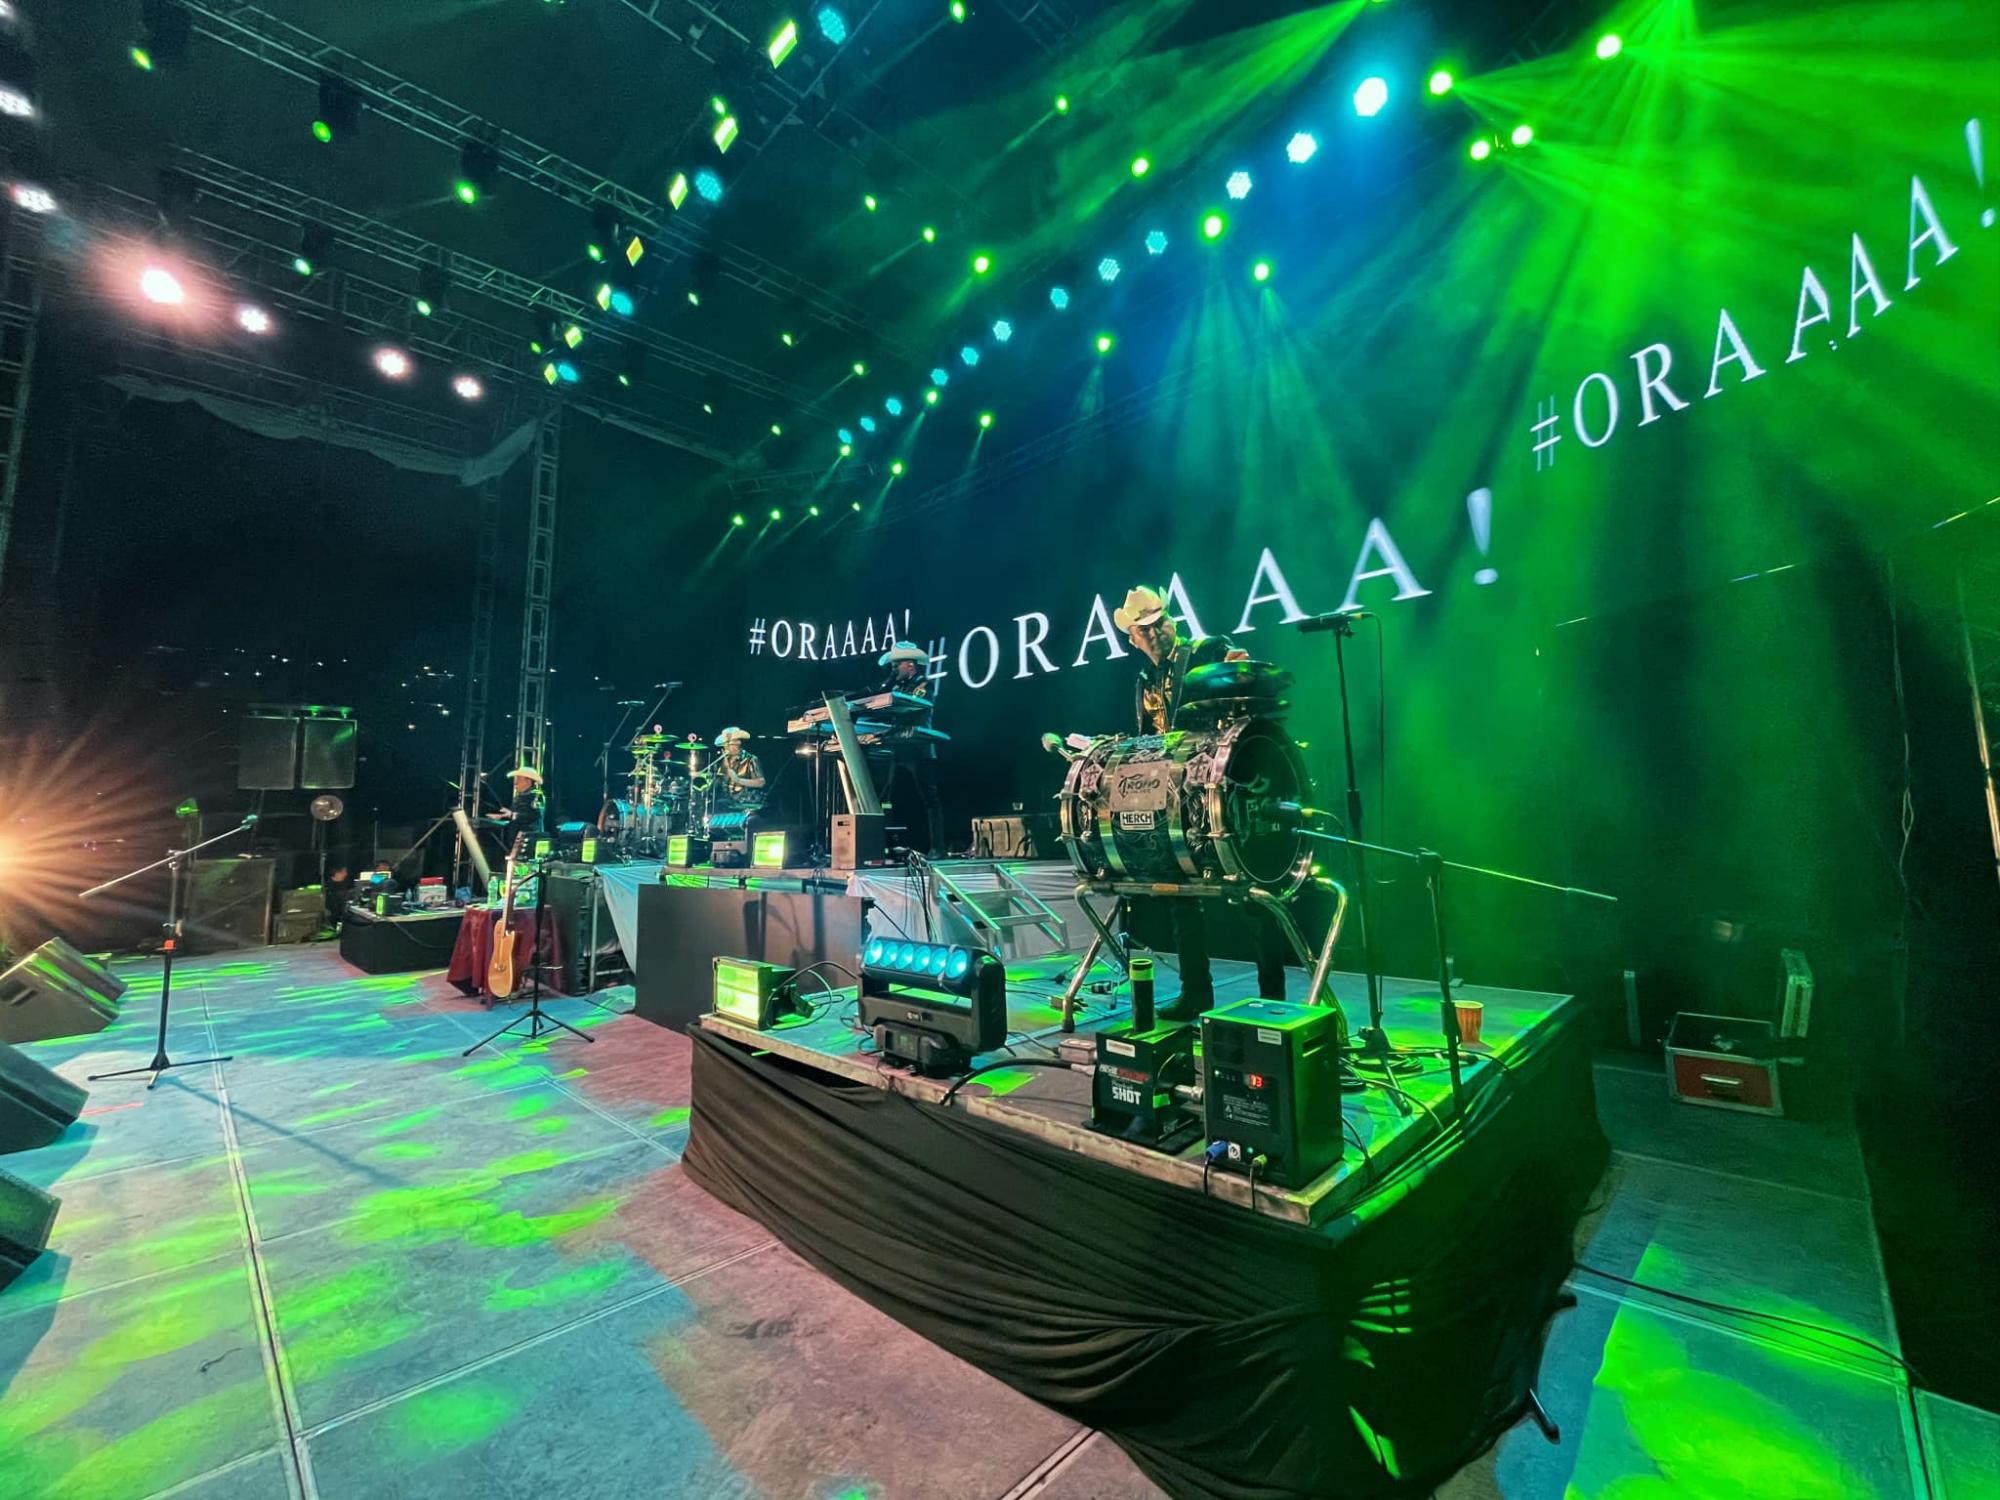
[238,716,300,790]
[0,939,125,1045]
[832,814,884,871]
[0,1166,59,1292]
[302,717,358,789]
[183,857,276,953]
[0,1043,88,1154]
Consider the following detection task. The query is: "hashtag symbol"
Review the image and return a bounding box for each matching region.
[925,637,948,684]
[1531,398,1561,472]
[747,619,767,655]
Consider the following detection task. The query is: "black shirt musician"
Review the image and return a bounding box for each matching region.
[487,765,546,855]
[1112,585,1287,1018]
[874,641,944,855]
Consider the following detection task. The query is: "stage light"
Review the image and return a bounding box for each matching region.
[809,504,820,517]
[1469,137,1492,161]
[1511,123,1534,146]
[1098,257,1120,282]
[1095,332,1114,354]
[452,374,485,401]
[771,507,783,520]
[732,513,746,527]
[130,46,153,71]
[374,347,413,380]
[564,323,584,348]
[771,423,783,436]
[931,367,949,385]
[1226,170,1252,200]
[817,6,848,44]
[840,442,852,456]
[1145,230,1167,255]
[1354,77,1388,117]
[0,87,36,121]
[595,283,634,316]
[1049,286,1069,309]
[1428,69,1454,97]
[1595,33,1622,60]
[1287,132,1318,163]
[668,172,689,210]
[863,193,879,212]
[713,114,739,153]
[456,142,498,205]
[992,319,1012,343]
[415,297,433,317]
[1129,155,1151,178]
[972,253,992,275]
[853,360,868,377]
[885,396,904,415]
[236,304,272,334]
[712,95,728,116]
[860,416,878,432]
[922,225,937,243]
[694,168,724,203]
[294,256,313,276]
[587,206,616,261]
[140,266,185,305]
[977,411,993,429]
[780,330,796,347]
[851,501,862,512]
[687,291,701,306]
[960,346,979,367]
[544,362,559,384]
[558,361,579,383]
[130,2,191,73]
[9,182,55,215]
[838,427,855,444]
[1202,211,1227,240]
[949,1,966,21]
[313,75,362,144]
[768,19,799,68]
[1252,260,1272,282]
[626,236,644,266]
[891,460,905,475]
[924,388,939,405]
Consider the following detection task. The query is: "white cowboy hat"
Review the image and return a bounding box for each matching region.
[1112,586,1168,632]
[878,641,928,666]
[714,727,751,746]
[507,765,544,784]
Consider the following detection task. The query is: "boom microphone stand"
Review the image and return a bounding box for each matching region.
[462,855,593,1057]
[79,817,257,1089]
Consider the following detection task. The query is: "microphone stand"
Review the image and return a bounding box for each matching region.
[596,682,681,805]
[78,817,256,1088]
[1294,823,1617,1112]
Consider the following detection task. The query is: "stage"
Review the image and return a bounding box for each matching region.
[0,944,1984,1500]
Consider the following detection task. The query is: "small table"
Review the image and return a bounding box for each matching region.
[338,906,465,975]
[449,907,568,1002]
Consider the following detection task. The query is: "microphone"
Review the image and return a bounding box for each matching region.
[1297,608,1372,634]
[1040,732,1065,756]
[616,699,643,706]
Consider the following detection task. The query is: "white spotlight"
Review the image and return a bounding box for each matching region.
[8,181,55,215]
[373,347,413,380]
[0,87,34,121]
[236,304,272,335]
[140,266,186,305]
[451,374,485,402]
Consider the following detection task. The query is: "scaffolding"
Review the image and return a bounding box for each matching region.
[0,205,43,599]
[515,413,561,775]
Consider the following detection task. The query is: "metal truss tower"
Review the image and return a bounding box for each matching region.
[514,413,561,777]
[0,206,43,599]
[453,474,504,884]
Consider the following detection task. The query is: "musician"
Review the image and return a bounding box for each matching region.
[714,728,766,809]
[487,765,545,853]
[1112,586,1287,1018]
[874,641,944,855]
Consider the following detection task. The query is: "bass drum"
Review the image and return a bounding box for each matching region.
[597,799,637,853]
[1059,718,1313,898]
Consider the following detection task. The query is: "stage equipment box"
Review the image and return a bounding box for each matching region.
[1665,1012,1784,1116]
[634,882,865,1032]
[338,907,464,975]
[1201,999,1345,1189]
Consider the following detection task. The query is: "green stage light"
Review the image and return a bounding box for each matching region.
[1511,123,1534,146]
[1470,137,1492,161]
[771,508,783,521]
[454,180,479,205]
[712,95,729,116]
[415,297,433,316]
[808,504,820,517]
[732,513,746,526]
[853,360,868,376]
[891,460,905,475]
[949,1,966,20]
[978,411,993,428]
[770,423,784,436]
[925,388,940,405]
[1429,69,1454,96]
[130,46,154,72]
[863,193,879,212]
[781,331,795,346]
[1054,94,1069,114]
[293,257,313,276]
[972,252,992,274]
[851,501,862,512]
[564,324,584,348]
[1252,260,1271,282]
[311,119,333,144]
[1202,211,1227,240]
[1129,155,1151,178]
[668,172,689,210]
[688,291,701,306]
[1595,33,1623,60]
[704,402,715,413]
[840,442,853,456]
[768,19,799,68]
[1095,332,1114,354]
[713,114,739,153]
[922,225,937,243]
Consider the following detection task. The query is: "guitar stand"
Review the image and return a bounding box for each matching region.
[1057,875,1349,1033]
[462,858,595,1058]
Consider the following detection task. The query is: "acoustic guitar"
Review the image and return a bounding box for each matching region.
[485,833,529,1000]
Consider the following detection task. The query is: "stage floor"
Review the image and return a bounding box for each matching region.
[0,944,1992,1499]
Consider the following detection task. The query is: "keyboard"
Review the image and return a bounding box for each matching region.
[786,691,933,734]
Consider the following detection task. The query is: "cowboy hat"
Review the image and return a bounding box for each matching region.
[507,765,543,784]
[714,727,752,746]
[878,641,928,666]
[1112,585,1168,632]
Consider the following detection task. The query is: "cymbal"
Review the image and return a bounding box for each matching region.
[672,739,706,751]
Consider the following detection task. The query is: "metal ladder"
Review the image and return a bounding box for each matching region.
[927,860,1067,953]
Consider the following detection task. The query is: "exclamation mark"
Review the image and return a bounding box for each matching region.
[1971,118,1996,228]
[1468,488,1498,584]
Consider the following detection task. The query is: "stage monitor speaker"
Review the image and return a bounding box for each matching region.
[239,716,300,790]
[301,717,358,789]
[0,1165,59,1293]
[0,939,125,1045]
[183,857,276,953]
[0,1042,88,1154]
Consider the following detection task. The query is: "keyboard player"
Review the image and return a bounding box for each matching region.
[872,642,945,855]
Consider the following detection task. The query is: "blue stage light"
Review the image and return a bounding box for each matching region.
[694,168,724,202]
[838,427,855,444]
[1287,132,1319,164]
[885,396,903,416]
[555,361,580,383]
[1144,230,1167,255]
[960,345,979,366]
[1226,170,1252,200]
[860,416,878,432]
[931,367,949,386]
[992,319,1013,343]
[816,5,848,44]
[1353,77,1388,118]
[609,289,635,316]
[1098,256,1120,282]
[946,949,971,980]
[1049,286,1069,309]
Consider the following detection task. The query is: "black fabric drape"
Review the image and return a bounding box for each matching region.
[683,1019,1606,1500]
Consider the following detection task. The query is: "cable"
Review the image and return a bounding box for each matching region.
[939,1056,1077,1108]
[1372,614,1391,888]
[1201,1139,1228,1198]
[1247,1153,1265,1210]
[1341,1116,1376,1184]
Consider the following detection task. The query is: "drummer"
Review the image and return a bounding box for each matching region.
[714,727,766,809]
[1111,585,1286,1019]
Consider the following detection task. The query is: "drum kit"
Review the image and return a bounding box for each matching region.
[595,731,753,858]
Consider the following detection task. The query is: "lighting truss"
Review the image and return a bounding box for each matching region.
[173,2,893,349]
